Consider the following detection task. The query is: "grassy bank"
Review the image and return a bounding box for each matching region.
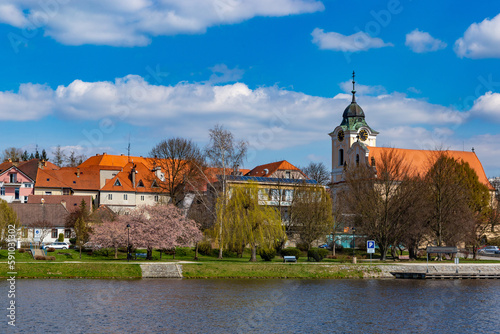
[0,263,142,279]
[182,262,380,279]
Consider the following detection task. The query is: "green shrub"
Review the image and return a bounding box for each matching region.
[280,248,301,260]
[58,233,64,242]
[258,248,276,261]
[296,242,309,252]
[18,248,26,253]
[307,248,329,262]
[211,249,237,258]
[198,241,212,256]
[47,247,56,252]
[69,238,76,245]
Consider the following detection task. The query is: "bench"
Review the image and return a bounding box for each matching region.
[398,255,410,260]
[283,256,297,263]
[135,253,147,259]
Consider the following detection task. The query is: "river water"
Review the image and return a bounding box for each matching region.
[2,278,500,333]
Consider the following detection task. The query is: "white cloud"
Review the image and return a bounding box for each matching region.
[0,75,470,153]
[0,83,54,121]
[405,29,447,53]
[470,91,500,122]
[455,13,500,58]
[0,0,324,46]
[311,28,393,52]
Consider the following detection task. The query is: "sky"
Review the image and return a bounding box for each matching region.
[1,0,500,176]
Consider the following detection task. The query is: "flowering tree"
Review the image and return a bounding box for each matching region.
[89,220,128,259]
[123,204,202,259]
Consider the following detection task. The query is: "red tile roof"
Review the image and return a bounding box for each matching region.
[367,146,494,190]
[246,160,305,178]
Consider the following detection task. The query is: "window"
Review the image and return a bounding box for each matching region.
[63,188,71,195]
[154,195,159,202]
[22,227,28,238]
[24,183,33,188]
[10,173,17,183]
[339,149,344,166]
[108,194,113,200]
[123,194,128,200]
[45,191,52,195]
[114,179,122,186]
[64,229,71,238]
[141,195,145,201]
[137,180,144,187]
[285,171,291,179]
[23,196,28,203]
[0,187,4,196]
[356,154,360,166]
[51,229,58,239]
[15,188,19,200]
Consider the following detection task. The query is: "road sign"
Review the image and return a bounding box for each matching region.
[367,240,375,254]
[34,229,41,242]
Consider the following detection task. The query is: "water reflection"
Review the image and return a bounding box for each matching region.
[1,279,499,333]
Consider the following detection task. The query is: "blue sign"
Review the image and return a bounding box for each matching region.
[367,240,375,254]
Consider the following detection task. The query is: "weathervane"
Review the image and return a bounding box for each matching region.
[351,70,356,103]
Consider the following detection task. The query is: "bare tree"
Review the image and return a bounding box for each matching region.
[149,138,206,206]
[205,124,247,259]
[341,148,418,260]
[302,162,330,186]
[52,145,67,167]
[2,147,23,162]
[289,184,333,250]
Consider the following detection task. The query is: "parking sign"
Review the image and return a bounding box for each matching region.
[367,240,375,254]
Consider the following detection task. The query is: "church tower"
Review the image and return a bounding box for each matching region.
[329,72,378,184]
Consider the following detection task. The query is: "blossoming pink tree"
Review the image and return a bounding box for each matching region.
[88,219,128,259]
[123,204,202,259]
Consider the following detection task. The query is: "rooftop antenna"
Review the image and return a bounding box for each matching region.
[127,134,131,162]
[351,71,356,103]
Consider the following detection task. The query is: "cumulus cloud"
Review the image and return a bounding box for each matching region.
[0,75,470,153]
[455,13,500,58]
[0,0,324,46]
[405,29,447,53]
[470,91,500,122]
[311,28,393,52]
[0,83,54,121]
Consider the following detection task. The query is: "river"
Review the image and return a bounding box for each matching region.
[2,279,500,333]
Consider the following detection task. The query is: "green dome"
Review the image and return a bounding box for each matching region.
[342,102,365,119]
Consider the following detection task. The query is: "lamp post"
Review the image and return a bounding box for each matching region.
[352,227,356,257]
[126,224,131,262]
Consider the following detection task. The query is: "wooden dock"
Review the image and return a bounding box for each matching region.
[391,272,500,279]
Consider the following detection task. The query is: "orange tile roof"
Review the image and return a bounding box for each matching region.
[100,162,166,193]
[35,166,101,190]
[246,160,304,177]
[79,153,150,168]
[367,146,494,190]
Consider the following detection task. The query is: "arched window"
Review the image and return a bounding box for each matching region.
[339,149,344,166]
[356,154,360,166]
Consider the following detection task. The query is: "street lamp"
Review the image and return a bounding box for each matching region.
[352,227,356,257]
[126,224,131,262]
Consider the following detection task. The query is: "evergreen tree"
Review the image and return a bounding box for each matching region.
[41,149,49,161]
[21,151,29,161]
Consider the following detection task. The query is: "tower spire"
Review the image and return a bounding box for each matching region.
[351,71,356,103]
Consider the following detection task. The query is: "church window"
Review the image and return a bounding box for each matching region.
[371,157,376,167]
[356,154,360,166]
[339,149,344,166]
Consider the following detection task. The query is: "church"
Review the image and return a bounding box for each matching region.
[329,72,493,192]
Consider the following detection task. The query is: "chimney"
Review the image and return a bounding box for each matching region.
[77,168,80,178]
[60,200,66,209]
[131,165,136,188]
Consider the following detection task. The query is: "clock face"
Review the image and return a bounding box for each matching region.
[337,130,345,142]
[359,129,368,141]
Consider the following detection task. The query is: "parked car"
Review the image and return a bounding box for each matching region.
[42,242,70,250]
[478,246,500,255]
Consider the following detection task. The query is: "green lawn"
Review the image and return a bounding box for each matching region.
[0,262,142,278]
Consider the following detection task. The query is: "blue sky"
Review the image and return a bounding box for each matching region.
[1,0,500,176]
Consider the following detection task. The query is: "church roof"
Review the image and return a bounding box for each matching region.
[367,146,494,190]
